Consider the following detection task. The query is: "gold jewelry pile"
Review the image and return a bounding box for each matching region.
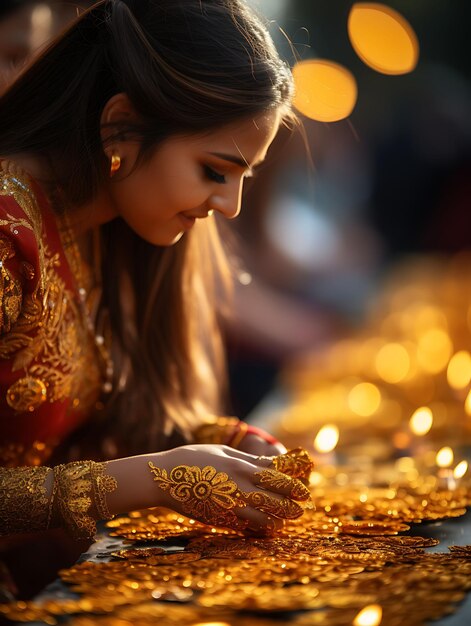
[2,254,471,625]
[1,460,470,625]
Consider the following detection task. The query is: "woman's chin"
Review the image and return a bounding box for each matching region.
[138,229,186,247]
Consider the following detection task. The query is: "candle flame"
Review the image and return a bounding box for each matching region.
[409,407,433,436]
[314,424,339,453]
[454,460,468,479]
[436,446,454,468]
[353,604,383,626]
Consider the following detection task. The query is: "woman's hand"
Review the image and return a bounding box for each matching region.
[235,433,286,457]
[149,445,310,533]
[106,444,310,534]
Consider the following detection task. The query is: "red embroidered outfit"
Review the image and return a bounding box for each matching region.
[0,160,104,469]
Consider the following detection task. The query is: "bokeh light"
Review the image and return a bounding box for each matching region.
[436,447,454,468]
[314,424,340,453]
[375,343,410,383]
[348,3,419,75]
[454,460,468,480]
[409,407,433,436]
[416,329,453,374]
[353,604,383,626]
[292,59,358,122]
[348,382,381,417]
[447,350,471,390]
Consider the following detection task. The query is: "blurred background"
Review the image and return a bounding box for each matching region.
[0,0,470,421]
[229,0,471,418]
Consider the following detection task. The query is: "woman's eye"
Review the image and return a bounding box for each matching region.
[203,165,226,185]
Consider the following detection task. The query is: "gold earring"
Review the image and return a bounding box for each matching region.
[110,153,121,177]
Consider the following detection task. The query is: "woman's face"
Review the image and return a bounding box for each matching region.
[103,104,281,246]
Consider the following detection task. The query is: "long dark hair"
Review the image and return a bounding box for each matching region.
[0,0,293,454]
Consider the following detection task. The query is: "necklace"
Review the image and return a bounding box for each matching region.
[58,212,114,398]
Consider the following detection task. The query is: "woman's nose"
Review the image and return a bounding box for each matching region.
[209,179,243,219]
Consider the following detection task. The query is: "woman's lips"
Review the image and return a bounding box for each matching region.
[178,213,196,230]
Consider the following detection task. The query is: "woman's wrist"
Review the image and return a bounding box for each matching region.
[105,452,169,516]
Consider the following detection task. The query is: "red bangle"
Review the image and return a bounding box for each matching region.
[245,425,280,446]
[227,422,280,448]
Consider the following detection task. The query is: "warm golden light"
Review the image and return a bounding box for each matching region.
[314,424,340,453]
[375,342,410,383]
[395,456,414,472]
[348,382,381,417]
[348,3,419,75]
[30,4,54,51]
[466,390,471,416]
[447,350,471,390]
[416,329,453,374]
[409,407,433,436]
[192,623,231,626]
[436,446,454,468]
[454,460,468,480]
[292,59,358,122]
[353,604,383,626]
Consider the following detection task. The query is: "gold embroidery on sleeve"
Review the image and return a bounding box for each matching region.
[52,461,118,539]
[0,234,22,333]
[0,161,103,414]
[0,465,51,535]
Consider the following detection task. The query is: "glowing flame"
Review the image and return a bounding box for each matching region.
[454,461,468,479]
[348,3,419,75]
[409,407,433,436]
[353,604,383,626]
[447,350,471,390]
[314,424,339,453]
[292,59,358,122]
[436,447,454,468]
[348,383,381,417]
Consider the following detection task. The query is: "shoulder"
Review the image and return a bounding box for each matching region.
[0,159,44,238]
[0,160,43,334]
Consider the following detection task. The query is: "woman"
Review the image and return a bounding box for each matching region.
[0,0,313,562]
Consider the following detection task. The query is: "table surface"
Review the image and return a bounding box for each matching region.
[18,388,471,625]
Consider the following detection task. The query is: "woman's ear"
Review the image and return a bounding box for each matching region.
[100,92,139,150]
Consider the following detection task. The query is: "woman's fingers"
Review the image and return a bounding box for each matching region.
[235,434,286,457]
[255,448,315,481]
[236,507,284,534]
[238,489,304,520]
[253,468,311,502]
[271,448,315,480]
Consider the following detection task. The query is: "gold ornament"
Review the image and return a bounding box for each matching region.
[110,153,121,177]
[270,448,314,481]
[254,468,311,501]
[6,376,47,412]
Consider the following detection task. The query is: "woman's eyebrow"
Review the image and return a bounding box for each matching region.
[207,151,260,170]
